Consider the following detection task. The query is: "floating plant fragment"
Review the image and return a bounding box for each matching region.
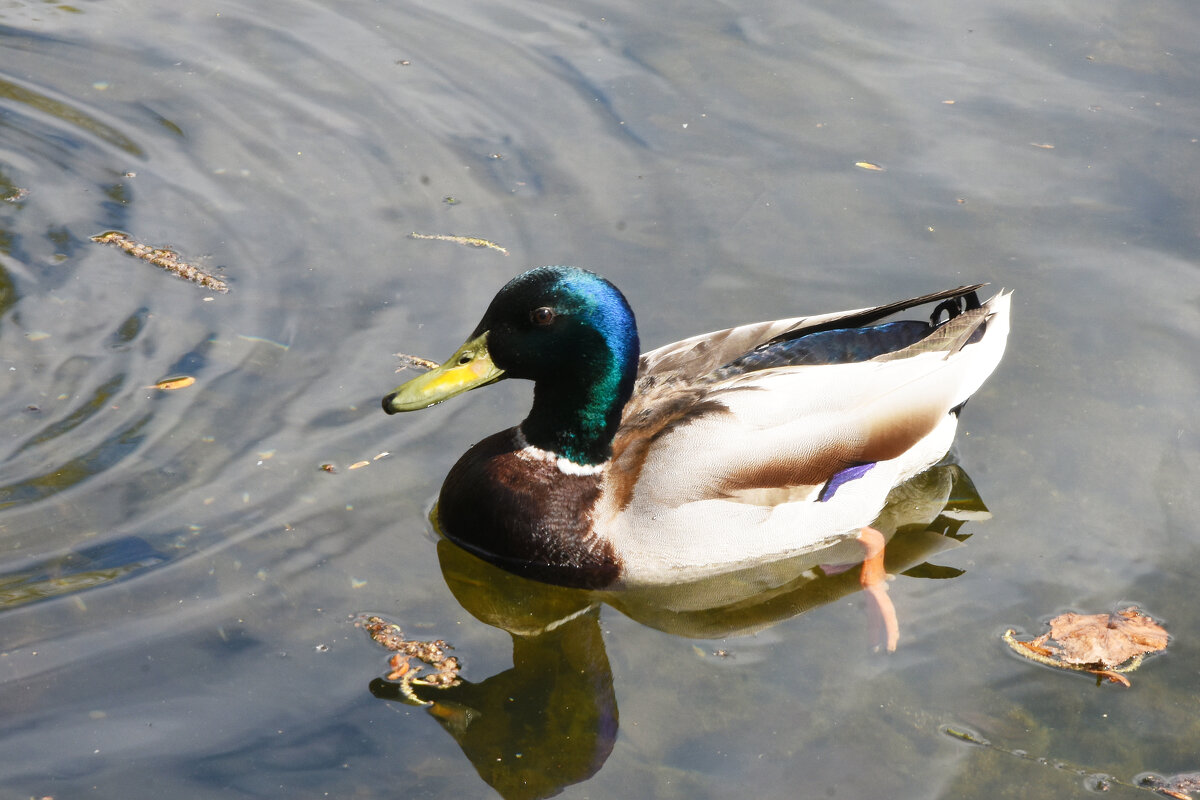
[91,231,229,293]
[409,231,507,254]
[1003,606,1168,686]
[393,352,441,373]
[1139,771,1200,799]
[359,615,462,705]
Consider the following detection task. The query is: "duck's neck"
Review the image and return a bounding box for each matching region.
[521,360,635,467]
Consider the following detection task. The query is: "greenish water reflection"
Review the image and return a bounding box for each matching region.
[0,76,143,157]
[0,535,165,610]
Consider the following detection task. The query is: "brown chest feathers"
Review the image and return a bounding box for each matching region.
[435,428,621,589]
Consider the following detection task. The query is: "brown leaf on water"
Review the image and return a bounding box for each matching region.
[1048,607,1168,667]
[1003,606,1168,686]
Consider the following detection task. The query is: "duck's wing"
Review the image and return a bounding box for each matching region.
[609,288,1011,514]
[636,284,986,382]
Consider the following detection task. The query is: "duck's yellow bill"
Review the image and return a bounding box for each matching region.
[382,332,504,413]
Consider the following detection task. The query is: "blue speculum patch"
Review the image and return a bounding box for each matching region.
[818,462,877,502]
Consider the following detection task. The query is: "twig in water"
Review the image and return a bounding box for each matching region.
[409,231,508,255]
[91,231,229,293]
[394,352,440,373]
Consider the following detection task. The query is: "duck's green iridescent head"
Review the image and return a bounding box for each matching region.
[383,266,640,465]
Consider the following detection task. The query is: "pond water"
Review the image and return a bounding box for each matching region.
[2,0,1199,797]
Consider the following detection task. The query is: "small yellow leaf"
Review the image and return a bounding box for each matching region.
[855,161,885,171]
[1030,142,1055,149]
[348,460,370,470]
[151,376,195,391]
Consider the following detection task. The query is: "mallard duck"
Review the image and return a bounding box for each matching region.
[384,266,1011,597]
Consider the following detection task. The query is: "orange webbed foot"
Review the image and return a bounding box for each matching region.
[858,526,898,652]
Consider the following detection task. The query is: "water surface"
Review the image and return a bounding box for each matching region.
[1,0,1199,797]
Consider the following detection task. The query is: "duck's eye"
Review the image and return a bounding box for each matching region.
[530,306,556,326]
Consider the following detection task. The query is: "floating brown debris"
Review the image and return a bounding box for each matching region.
[360,615,462,704]
[319,453,387,474]
[91,231,229,293]
[408,231,508,255]
[1004,606,1168,686]
[394,352,440,373]
[1141,772,1200,800]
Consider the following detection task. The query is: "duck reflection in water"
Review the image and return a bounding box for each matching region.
[369,462,991,800]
